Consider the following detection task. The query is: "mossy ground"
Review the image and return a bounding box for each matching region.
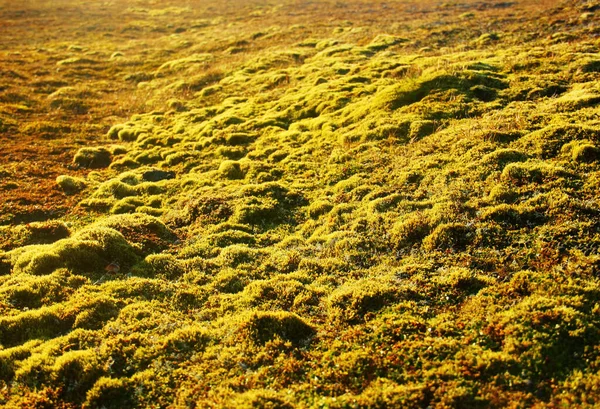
[1,0,600,407]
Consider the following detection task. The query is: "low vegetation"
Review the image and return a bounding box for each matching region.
[1,0,600,407]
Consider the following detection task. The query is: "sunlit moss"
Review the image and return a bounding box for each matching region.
[4,1,600,407]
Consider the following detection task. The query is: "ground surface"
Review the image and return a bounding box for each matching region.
[1,0,600,408]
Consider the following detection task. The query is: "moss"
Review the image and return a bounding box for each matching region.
[580,59,600,73]
[85,376,135,409]
[470,85,498,101]
[218,245,265,268]
[236,311,315,345]
[572,144,600,163]
[422,223,474,251]
[73,147,112,169]
[328,278,400,324]
[0,252,12,275]
[56,175,87,194]
[481,149,528,170]
[111,197,144,214]
[0,304,76,347]
[6,3,600,407]
[212,268,248,294]
[225,132,254,146]
[307,200,334,219]
[366,35,408,51]
[139,253,185,280]
[488,184,519,204]
[554,88,600,111]
[230,389,295,409]
[409,120,437,141]
[93,213,177,254]
[481,204,546,229]
[517,125,600,158]
[390,212,432,250]
[501,162,569,185]
[51,349,104,398]
[219,160,245,179]
[473,33,500,46]
[216,146,247,160]
[13,220,71,248]
[140,169,174,182]
[209,230,256,247]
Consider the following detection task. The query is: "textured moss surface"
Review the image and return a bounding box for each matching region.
[2,0,600,408]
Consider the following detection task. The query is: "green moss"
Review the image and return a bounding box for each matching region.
[218,245,265,268]
[212,268,248,294]
[236,311,314,345]
[409,120,437,141]
[216,146,247,160]
[488,184,519,204]
[56,175,87,194]
[328,278,400,324]
[139,253,185,280]
[366,35,408,51]
[230,389,295,409]
[73,147,112,169]
[5,3,600,407]
[481,204,546,229]
[219,160,245,179]
[111,197,144,214]
[422,223,474,251]
[225,132,254,146]
[501,162,569,185]
[0,304,76,347]
[481,149,528,170]
[390,212,431,250]
[307,199,334,219]
[572,143,600,163]
[93,213,177,254]
[85,376,135,409]
[209,230,256,247]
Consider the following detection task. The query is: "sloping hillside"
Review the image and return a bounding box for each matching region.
[1,0,600,407]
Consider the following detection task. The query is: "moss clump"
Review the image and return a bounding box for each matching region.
[488,184,519,204]
[328,278,400,324]
[390,213,431,250]
[73,147,112,169]
[8,226,140,277]
[93,213,177,254]
[572,144,600,163]
[501,162,568,185]
[233,182,305,227]
[111,197,144,214]
[481,149,528,170]
[481,204,545,229]
[142,169,175,182]
[580,59,600,73]
[139,253,185,280]
[422,223,474,251]
[56,175,87,194]
[85,377,135,409]
[225,132,254,146]
[366,34,408,51]
[307,199,334,219]
[219,160,245,179]
[1,221,71,250]
[231,389,295,409]
[216,146,247,160]
[237,311,314,345]
[409,120,437,141]
[209,230,256,247]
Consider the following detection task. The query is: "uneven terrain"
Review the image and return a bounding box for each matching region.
[1,0,600,407]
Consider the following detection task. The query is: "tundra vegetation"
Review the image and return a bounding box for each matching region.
[1,0,600,407]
